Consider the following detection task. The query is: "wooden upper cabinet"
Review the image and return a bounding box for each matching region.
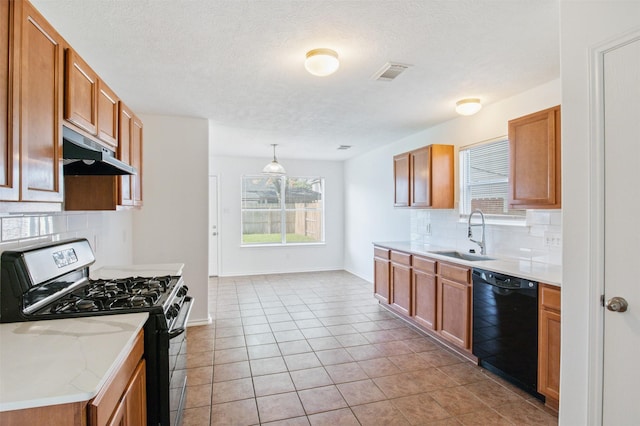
[16,0,64,203]
[394,144,454,209]
[393,153,410,207]
[64,48,98,135]
[509,105,561,209]
[0,0,17,201]
[118,103,133,206]
[97,79,119,148]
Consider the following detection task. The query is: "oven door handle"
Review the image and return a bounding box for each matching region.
[168,296,193,339]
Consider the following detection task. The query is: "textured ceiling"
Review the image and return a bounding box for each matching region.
[31,0,559,161]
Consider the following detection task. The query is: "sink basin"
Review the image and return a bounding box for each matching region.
[428,250,495,262]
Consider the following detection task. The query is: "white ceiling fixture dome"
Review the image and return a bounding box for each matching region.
[305,48,339,77]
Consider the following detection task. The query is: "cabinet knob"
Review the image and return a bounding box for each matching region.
[606,296,629,313]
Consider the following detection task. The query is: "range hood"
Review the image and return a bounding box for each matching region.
[62,126,136,176]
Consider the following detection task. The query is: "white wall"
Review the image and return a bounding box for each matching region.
[209,152,344,276]
[0,211,133,270]
[133,114,210,325]
[344,79,561,281]
[559,2,640,424]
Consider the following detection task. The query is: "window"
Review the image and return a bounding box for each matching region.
[459,138,525,219]
[241,175,324,245]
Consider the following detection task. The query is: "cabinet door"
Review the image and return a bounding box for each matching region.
[0,0,18,201]
[438,278,471,349]
[393,153,410,207]
[131,116,143,206]
[391,262,411,316]
[18,0,64,202]
[538,284,561,407]
[124,359,147,425]
[509,105,561,209]
[374,250,390,303]
[97,79,119,148]
[64,48,98,135]
[413,269,436,330]
[410,146,431,207]
[118,102,133,206]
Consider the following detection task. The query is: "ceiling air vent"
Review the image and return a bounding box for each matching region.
[337,145,352,150]
[371,62,411,81]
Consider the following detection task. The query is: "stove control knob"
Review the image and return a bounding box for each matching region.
[167,305,179,319]
[177,286,189,297]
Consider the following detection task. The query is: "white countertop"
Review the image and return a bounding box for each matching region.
[374,241,562,287]
[91,263,184,280]
[0,313,148,412]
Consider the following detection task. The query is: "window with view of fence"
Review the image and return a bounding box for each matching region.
[241,176,324,244]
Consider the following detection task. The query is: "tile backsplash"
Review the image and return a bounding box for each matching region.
[0,211,134,270]
[410,209,562,265]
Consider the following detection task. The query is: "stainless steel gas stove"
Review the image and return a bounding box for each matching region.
[0,238,192,426]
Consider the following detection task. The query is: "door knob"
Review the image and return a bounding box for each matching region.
[606,296,629,312]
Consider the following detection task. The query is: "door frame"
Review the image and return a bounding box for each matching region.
[208,174,220,277]
[587,28,640,425]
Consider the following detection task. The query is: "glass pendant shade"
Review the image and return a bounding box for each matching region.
[263,144,286,175]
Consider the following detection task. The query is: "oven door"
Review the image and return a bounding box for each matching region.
[168,296,193,426]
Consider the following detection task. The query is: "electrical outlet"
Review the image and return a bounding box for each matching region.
[544,232,562,248]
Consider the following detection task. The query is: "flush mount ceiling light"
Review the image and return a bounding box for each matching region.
[455,98,482,116]
[262,144,286,175]
[304,48,339,77]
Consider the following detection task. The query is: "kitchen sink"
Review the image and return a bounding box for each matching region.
[428,250,495,262]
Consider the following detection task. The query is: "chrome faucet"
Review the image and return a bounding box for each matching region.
[468,209,486,255]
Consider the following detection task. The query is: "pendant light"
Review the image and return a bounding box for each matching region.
[262,144,286,175]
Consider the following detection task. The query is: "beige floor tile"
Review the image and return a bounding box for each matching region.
[438,363,488,385]
[214,347,249,364]
[494,400,557,425]
[211,377,255,404]
[257,392,306,423]
[181,405,210,426]
[373,341,413,356]
[455,408,514,425]
[248,343,282,360]
[345,344,385,361]
[186,365,213,386]
[464,379,524,407]
[351,400,411,426]
[315,348,354,366]
[184,350,213,368]
[250,356,288,376]
[253,372,296,396]
[263,416,311,425]
[284,352,322,371]
[210,398,259,426]
[184,384,212,409]
[308,408,360,426]
[337,379,386,406]
[357,357,402,378]
[388,352,434,371]
[298,385,348,414]
[290,367,334,390]
[325,362,369,384]
[390,393,451,425]
[429,386,490,416]
[213,360,251,382]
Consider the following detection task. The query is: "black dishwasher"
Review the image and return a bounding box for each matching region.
[472,268,544,400]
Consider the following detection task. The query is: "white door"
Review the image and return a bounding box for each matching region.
[208,175,219,276]
[602,35,640,424]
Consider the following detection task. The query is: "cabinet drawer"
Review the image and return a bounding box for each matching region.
[412,255,436,274]
[438,262,471,284]
[540,284,561,311]
[390,251,411,265]
[374,247,390,260]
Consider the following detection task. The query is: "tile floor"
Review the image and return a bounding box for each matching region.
[180,271,558,425]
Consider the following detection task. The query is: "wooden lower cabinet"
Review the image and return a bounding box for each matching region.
[538,284,561,410]
[412,255,437,331]
[437,262,472,350]
[373,248,390,303]
[373,247,472,355]
[89,330,146,426]
[390,251,412,316]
